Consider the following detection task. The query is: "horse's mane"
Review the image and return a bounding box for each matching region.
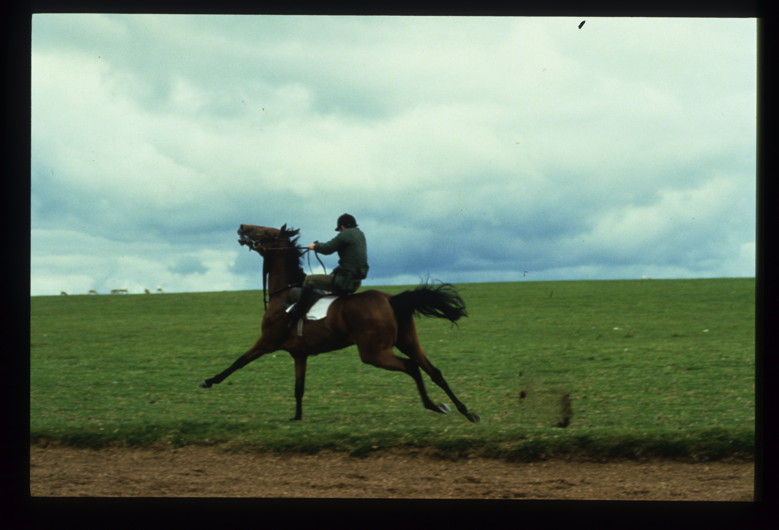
[279,225,306,284]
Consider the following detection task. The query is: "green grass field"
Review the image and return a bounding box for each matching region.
[29,278,755,460]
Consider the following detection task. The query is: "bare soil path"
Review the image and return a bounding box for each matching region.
[29,445,754,501]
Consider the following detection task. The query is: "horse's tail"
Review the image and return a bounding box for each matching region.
[389,281,467,325]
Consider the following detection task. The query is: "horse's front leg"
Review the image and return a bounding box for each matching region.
[291,355,308,421]
[199,337,271,388]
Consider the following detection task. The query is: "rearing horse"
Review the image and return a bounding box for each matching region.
[199,224,480,423]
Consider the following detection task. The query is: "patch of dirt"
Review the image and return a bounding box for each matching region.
[28,445,754,500]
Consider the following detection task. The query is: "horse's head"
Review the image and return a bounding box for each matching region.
[237,224,300,255]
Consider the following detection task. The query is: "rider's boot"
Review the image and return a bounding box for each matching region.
[287,287,315,328]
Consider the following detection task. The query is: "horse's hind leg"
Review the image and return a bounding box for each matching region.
[396,327,481,423]
[356,345,451,415]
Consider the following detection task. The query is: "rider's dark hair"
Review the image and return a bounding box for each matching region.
[336,213,357,230]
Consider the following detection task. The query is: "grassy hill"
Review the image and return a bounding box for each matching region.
[29,278,755,460]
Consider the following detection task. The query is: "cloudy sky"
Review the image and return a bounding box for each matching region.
[30,14,757,296]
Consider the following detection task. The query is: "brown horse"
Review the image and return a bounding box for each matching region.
[199,224,480,423]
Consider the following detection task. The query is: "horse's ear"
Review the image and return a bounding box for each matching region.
[279,224,299,238]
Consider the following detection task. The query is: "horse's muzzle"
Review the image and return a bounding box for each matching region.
[237,227,254,248]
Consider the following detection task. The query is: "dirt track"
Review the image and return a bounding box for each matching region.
[29,445,754,500]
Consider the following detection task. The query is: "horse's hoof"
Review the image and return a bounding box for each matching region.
[467,412,481,423]
[199,380,212,388]
[438,403,452,414]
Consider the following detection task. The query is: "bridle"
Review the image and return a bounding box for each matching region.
[240,233,327,310]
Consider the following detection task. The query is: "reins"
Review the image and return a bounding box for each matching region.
[306,247,328,276]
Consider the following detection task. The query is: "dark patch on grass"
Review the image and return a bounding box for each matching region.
[556,392,572,428]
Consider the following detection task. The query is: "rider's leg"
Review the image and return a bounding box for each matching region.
[287,274,333,325]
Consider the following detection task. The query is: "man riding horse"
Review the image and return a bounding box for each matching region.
[287,213,369,325]
[201,220,479,422]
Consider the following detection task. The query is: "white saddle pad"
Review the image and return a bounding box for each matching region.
[286,295,338,321]
[307,295,338,320]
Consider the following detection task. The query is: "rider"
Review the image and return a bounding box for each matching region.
[288,213,369,325]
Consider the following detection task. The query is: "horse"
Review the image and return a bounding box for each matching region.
[199,224,480,423]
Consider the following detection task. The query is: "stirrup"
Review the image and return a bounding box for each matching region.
[287,311,301,328]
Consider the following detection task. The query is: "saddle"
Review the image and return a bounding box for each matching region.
[286,288,338,320]
[285,288,339,337]
[287,287,329,306]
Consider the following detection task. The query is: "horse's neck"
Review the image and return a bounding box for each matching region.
[265,255,299,299]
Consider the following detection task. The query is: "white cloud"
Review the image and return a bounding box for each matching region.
[30,15,757,295]
[30,228,255,295]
